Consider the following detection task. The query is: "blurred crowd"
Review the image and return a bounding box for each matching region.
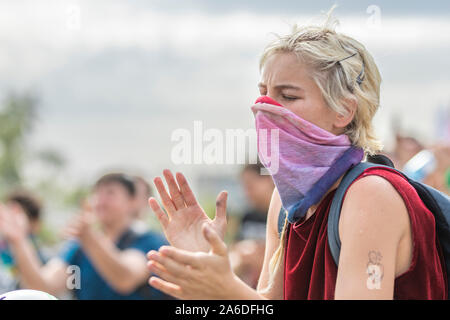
[0,173,171,299]
[0,133,448,299]
[383,134,450,194]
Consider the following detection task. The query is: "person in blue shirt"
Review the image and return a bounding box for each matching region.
[0,173,169,299]
[0,191,47,293]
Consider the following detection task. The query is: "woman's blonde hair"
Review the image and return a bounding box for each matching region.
[260,11,382,155]
[260,8,383,293]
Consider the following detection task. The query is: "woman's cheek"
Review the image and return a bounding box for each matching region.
[289,100,313,120]
[293,101,333,131]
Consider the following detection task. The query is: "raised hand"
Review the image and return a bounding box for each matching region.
[149,169,228,253]
[61,202,97,242]
[0,204,29,244]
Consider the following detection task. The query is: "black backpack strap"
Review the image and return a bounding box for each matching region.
[366,154,395,167]
[277,207,287,238]
[405,180,450,295]
[327,162,381,265]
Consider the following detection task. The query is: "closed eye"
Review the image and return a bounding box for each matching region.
[281,95,299,101]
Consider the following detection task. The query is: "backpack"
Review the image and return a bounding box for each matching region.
[277,159,450,297]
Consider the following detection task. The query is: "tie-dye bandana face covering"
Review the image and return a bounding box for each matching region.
[251,96,364,223]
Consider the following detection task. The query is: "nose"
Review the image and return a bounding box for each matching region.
[255,95,283,106]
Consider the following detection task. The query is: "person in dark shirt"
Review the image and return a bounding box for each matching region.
[0,173,169,299]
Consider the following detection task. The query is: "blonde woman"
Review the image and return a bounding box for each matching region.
[146,12,447,300]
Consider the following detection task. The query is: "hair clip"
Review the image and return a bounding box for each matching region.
[337,52,357,63]
[337,52,365,86]
[356,60,365,85]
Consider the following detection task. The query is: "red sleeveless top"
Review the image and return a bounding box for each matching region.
[283,167,447,300]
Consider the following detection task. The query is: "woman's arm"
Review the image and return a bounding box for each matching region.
[334,175,412,300]
[256,188,284,299]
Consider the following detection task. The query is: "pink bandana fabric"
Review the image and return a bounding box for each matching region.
[251,96,364,222]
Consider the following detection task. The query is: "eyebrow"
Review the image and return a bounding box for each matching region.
[257,82,304,92]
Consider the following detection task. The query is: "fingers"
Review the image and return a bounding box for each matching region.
[61,217,83,239]
[152,170,199,217]
[214,191,228,223]
[153,176,176,216]
[202,224,227,257]
[163,170,186,210]
[148,197,169,229]
[148,250,191,277]
[175,172,198,207]
[158,246,202,269]
[62,226,80,239]
[148,276,183,299]
[80,209,96,226]
[147,260,180,285]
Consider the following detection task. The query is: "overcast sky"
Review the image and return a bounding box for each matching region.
[0,0,449,195]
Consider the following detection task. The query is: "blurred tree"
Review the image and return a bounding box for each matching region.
[0,92,89,246]
[62,184,90,208]
[32,148,67,198]
[0,93,37,194]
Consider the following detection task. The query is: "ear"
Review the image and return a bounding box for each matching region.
[334,97,357,129]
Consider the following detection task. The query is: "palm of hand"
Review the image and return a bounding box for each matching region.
[0,206,29,241]
[165,204,224,252]
[150,170,228,253]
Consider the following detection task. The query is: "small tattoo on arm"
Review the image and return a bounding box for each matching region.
[366,250,384,290]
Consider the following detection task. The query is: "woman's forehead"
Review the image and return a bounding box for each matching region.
[260,52,310,87]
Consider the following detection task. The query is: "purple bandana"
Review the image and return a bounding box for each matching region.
[251,96,364,223]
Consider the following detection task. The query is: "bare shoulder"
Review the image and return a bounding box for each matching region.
[339,174,410,243]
